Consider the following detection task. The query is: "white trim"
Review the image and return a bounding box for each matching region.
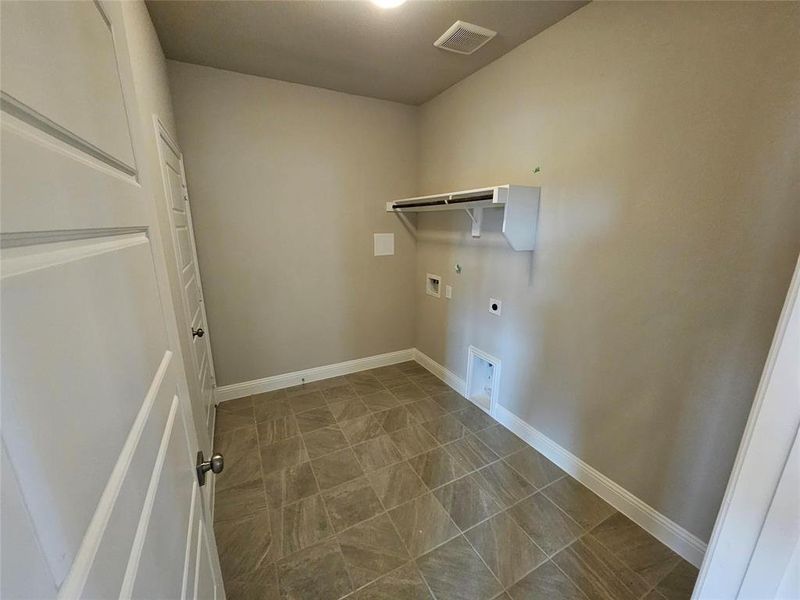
[413,348,468,397]
[120,395,180,599]
[412,348,707,568]
[214,349,416,402]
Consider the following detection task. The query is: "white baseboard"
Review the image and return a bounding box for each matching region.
[213,348,415,403]
[413,349,467,396]
[413,349,707,568]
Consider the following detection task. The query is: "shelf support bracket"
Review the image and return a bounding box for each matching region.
[465,207,483,238]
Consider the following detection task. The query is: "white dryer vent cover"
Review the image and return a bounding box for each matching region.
[434,20,497,55]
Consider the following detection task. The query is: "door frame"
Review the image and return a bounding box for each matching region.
[693,255,800,597]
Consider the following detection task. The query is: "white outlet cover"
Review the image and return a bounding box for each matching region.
[489,298,501,315]
[445,285,452,299]
[374,233,394,256]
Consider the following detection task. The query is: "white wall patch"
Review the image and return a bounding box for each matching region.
[373,233,394,256]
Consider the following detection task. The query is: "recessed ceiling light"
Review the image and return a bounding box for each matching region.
[371,0,407,8]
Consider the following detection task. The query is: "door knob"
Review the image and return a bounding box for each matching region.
[196,451,224,486]
[192,327,205,338]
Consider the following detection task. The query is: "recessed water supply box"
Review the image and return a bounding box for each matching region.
[466,346,501,414]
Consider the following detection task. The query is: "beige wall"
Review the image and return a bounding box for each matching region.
[167,61,418,386]
[415,1,800,541]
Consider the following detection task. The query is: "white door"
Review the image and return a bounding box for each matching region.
[0,2,224,599]
[694,256,800,599]
[155,123,217,450]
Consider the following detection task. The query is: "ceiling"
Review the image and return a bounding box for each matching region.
[146,0,587,106]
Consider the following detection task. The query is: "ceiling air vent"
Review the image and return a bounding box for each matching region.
[434,20,497,55]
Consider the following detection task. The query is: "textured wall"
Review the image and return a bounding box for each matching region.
[414,1,800,540]
[168,61,418,385]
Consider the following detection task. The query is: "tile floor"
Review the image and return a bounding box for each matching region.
[213,361,699,600]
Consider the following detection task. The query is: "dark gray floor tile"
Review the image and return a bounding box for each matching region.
[431,391,472,414]
[444,434,499,471]
[277,539,352,600]
[507,560,587,600]
[408,447,468,490]
[347,371,383,385]
[464,511,546,587]
[215,421,258,457]
[352,435,404,473]
[475,425,525,457]
[422,414,466,444]
[405,398,447,423]
[504,447,565,488]
[295,406,337,433]
[351,378,387,397]
[389,424,439,459]
[553,535,649,600]
[340,414,387,444]
[261,435,309,475]
[282,495,334,555]
[542,477,616,530]
[312,448,364,490]
[370,366,410,389]
[433,475,502,530]
[216,509,280,582]
[251,389,287,404]
[395,361,428,375]
[337,513,410,588]
[643,591,668,600]
[389,382,429,404]
[590,512,680,586]
[225,562,279,600]
[322,476,384,533]
[264,462,319,508]
[473,461,536,508]
[303,425,350,459]
[367,462,428,509]
[388,493,460,557]
[254,398,294,424]
[374,405,415,433]
[410,375,451,396]
[361,390,401,412]
[453,406,497,433]
[215,477,267,524]
[508,492,584,556]
[257,414,300,445]
[316,376,350,390]
[416,535,502,600]
[323,384,359,403]
[656,559,699,600]
[289,390,328,414]
[329,397,371,423]
[217,425,263,491]
[216,397,255,434]
[284,381,323,397]
[350,561,432,600]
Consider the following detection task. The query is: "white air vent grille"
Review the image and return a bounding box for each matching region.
[434,20,497,55]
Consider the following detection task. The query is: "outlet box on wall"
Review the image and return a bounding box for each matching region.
[426,273,441,298]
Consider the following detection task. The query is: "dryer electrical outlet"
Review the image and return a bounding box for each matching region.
[489,298,502,315]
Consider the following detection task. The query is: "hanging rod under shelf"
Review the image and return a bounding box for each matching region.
[386,184,540,251]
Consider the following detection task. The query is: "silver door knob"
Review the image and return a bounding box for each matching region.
[192,327,205,338]
[196,451,224,486]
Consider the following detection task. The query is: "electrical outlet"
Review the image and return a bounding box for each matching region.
[445,285,452,299]
[489,298,501,315]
